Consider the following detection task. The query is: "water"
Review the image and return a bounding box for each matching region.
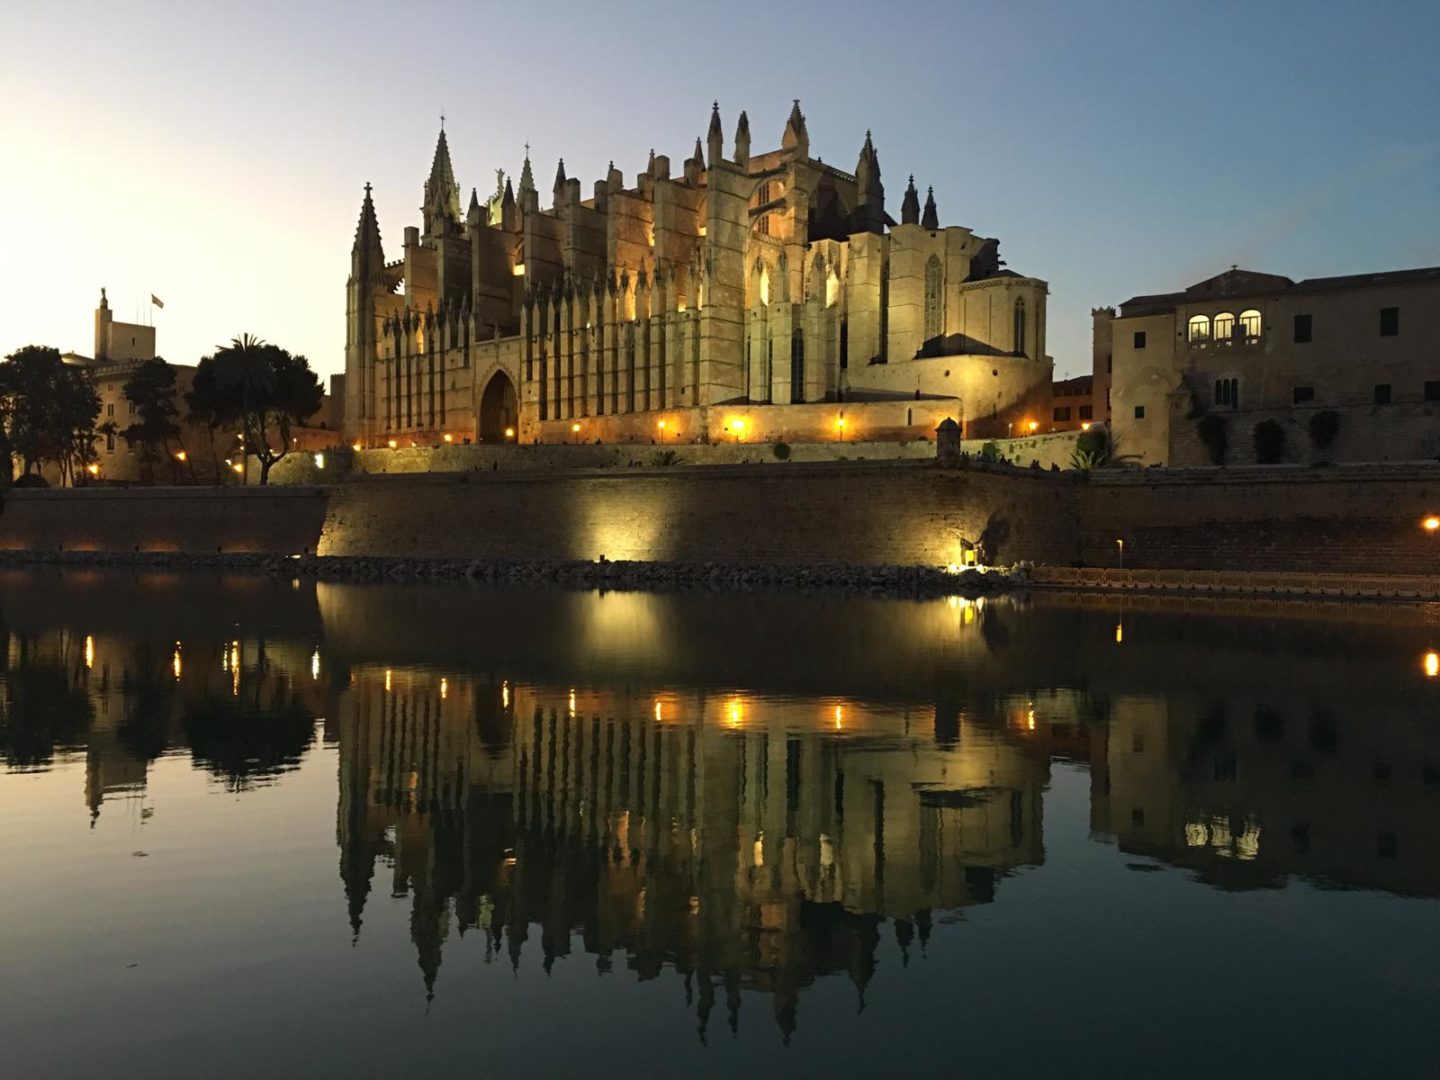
[3,570,1439,1078]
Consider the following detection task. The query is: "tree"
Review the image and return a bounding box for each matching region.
[0,345,102,485]
[1196,414,1228,466]
[187,335,323,485]
[1253,419,1286,464]
[120,358,183,483]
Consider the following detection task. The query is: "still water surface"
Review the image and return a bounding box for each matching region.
[3,570,1440,1077]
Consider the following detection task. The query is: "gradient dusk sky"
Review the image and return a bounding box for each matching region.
[2,0,1437,380]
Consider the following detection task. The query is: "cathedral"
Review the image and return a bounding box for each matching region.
[343,102,1052,448]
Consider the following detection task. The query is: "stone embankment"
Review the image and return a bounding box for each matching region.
[0,549,1026,599]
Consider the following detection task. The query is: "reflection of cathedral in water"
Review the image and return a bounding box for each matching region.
[335,670,1048,1036]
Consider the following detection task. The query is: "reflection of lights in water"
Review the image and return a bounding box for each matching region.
[501,680,510,709]
[84,635,94,670]
[1425,651,1439,679]
[172,645,182,680]
[752,831,764,868]
[439,677,448,700]
[384,669,392,693]
[1115,621,1124,644]
[310,650,320,680]
[834,704,844,730]
[727,699,744,727]
[654,699,663,722]
[568,688,576,716]
[1027,703,1036,731]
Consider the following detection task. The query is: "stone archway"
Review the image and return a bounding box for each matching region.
[479,370,517,442]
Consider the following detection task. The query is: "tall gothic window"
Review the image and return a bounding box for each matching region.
[1013,298,1027,356]
[924,255,943,341]
[790,328,805,404]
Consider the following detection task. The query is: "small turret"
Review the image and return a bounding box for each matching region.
[734,110,751,167]
[466,187,483,228]
[422,127,462,235]
[900,176,920,226]
[921,186,939,230]
[782,99,808,157]
[553,158,567,206]
[351,182,386,280]
[855,129,885,233]
[706,101,724,167]
[517,146,537,212]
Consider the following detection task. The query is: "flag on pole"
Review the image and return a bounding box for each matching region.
[151,295,164,309]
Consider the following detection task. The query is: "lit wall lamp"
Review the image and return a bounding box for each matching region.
[1116,538,1125,569]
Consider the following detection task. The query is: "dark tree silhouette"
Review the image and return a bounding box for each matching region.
[120,357,184,484]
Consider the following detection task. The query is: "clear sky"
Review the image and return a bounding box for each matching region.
[2,0,1437,380]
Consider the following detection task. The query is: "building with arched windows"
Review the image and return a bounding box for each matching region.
[344,103,1052,450]
[1099,265,1440,466]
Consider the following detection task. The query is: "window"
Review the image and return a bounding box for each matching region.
[1079,404,1093,420]
[1213,377,1239,408]
[1240,309,1262,341]
[1013,298,1027,356]
[924,255,943,340]
[789,328,805,404]
[1293,385,1315,404]
[1293,313,1312,343]
[1213,312,1235,342]
[1133,331,1146,350]
[1374,383,1392,405]
[1425,381,1440,402]
[1380,306,1399,336]
[1053,406,1071,422]
[1134,404,1146,419]
[1187,314,1211,343]
[106,431,115,453]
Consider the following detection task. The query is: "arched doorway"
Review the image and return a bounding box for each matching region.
[479,370,517,442]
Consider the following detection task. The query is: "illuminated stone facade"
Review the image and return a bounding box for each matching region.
[344,103,1052,449]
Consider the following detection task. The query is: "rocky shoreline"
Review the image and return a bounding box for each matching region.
[0,548,1026,598]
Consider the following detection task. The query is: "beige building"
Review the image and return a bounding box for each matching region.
[1101,265,1440,466]
[344,103,1052,450]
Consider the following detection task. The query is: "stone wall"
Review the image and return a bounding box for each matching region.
[316,461,1079,568]
[1167,402,1440,468]
[1077,464,1440,573]
[0,487,328,554]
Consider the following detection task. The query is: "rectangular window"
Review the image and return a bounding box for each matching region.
[1293,313,1312,343]
[1293,385,1315,404]
[1426,381,1440,402]
[1079,404,1093,420]
[1380,307,1399,336]
[1052,406,1071,422]
[1374,384,1392,405]
[1133,404,1146,419]
[1133,331,1146,349]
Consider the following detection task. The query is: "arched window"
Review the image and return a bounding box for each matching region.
[1240,309,1262,341]
[1212,377,1240,408]
[924,256,944,340]
[758,264,770,307]
[1213,312,1235,343]
[790,328,805,404]
[1187,315,1211,344]
[826,269,840,308]
[1013,297,1027,356]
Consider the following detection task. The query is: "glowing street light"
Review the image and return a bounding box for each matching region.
[175,450,187,462]
[836,415,847,442]
[657,419,668,444]
[1116,538,1125,569]
[1028,420,1039,433]
[1426,651,1440,679]
[1423,516,1440,533]
[504,427,515,439]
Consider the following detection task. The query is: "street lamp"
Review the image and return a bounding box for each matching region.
[836,416,847,442]
[658,419,667,444]
[1116,538,1125,569]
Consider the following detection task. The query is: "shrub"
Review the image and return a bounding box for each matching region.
[649,449,684,467]
[772,441,791,461]
[1070,426,1113,470]
[1309,409,1341,451]
[1253,419,1286,464]
[978,440,1002,463]
[1196,415,1228,465]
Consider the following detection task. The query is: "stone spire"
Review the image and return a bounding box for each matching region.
[900,175,920,226]
[518,146,536,199]
[734,110,751,166]
[921,186,939,230]
[423,127,462,233]
[782,99,808,157]
[856,129,885,232]
[707,100,724,166]
[693,136,705,169]
[351,182,385,279]
[466,186,483,227]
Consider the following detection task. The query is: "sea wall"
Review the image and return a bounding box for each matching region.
[1078,464,1440,573]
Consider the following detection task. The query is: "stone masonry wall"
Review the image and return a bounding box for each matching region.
[1078,464,1440,573]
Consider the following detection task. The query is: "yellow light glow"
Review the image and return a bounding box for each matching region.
[387,439,398,449]
[175,450,187,462]
[657,420,666,430]
[836,417,846,429]
[1027,704,1036,731]
[1028,420,1039,433]
[310,650,320,680]
[512,263,526,276]
[1082,422,1092,431]
[384,668,392,693]
[232,463,244,474]
[1423,517,1440,532]
[568,688,576,716]
[834,704,843,730]
[84,635,94,669]
[655,700,663,721]
[313,452,325,469]
[727,698,744,727]
[1426,651,1439,679]
[172,646,182,680]
[504,427,515,438]
[352,442,362,452]
[501,680,510,709]
[698,225,707,237]
[86,463,100,476]
[440,677,448,700]
[1115,621,1124,644]
[443,433,453,443]
[572,423,581,433]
